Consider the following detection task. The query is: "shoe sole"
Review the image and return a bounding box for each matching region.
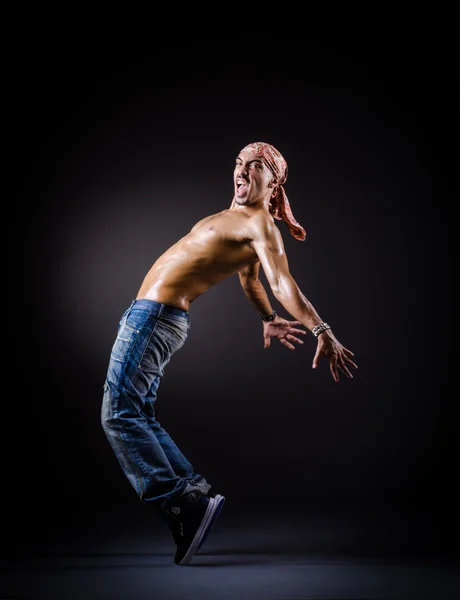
[177,494,226,565]
[196,494,225,553]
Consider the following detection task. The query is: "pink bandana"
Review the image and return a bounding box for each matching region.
[240,142,306,241]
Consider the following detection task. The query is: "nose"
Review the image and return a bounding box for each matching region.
[236,164,249,178]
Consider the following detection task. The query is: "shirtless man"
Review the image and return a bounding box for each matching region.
[101,141,357,566]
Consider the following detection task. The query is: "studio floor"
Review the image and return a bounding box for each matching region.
[3,501,459,600]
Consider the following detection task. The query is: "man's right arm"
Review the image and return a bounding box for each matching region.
[238,260,308,351]
[238,261,274,319]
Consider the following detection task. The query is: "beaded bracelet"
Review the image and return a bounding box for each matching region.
[312,322,331,337]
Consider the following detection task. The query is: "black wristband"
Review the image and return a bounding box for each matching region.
[261,310,277,322]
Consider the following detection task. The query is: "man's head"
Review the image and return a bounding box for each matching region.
[236,141,306,241]
[239,142,288,187]
[234,144,278,207]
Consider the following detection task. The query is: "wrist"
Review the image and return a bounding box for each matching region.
[311,322,331,338]
[260,309,277,322]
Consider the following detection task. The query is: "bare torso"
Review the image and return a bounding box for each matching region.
[136,208,269,311]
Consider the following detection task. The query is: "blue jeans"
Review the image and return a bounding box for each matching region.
[101,299,210,508]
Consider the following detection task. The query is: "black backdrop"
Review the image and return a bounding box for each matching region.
[14,19,457,545]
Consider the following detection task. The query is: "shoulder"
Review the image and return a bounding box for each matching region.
[247,212,286,256]
[249,211,281,242]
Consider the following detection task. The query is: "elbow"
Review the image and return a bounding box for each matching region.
[239,275,260,290]
[272,274,296,300]
[272,288,284,301]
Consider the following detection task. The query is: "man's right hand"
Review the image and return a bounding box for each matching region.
[263,316,307,350]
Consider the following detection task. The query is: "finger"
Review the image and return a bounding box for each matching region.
[343,347,355,357]
[345,357,358,370]
[280,339,295,350]
[289,328,307,335]
[264,335,271,349]
[287,335,304,345]
[338,357,353,379]
[329,360,339,383]
[312,349,321,369]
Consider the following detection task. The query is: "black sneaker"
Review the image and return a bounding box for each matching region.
[164,490,225,565]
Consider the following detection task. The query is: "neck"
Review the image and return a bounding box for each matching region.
[229,194,271,212]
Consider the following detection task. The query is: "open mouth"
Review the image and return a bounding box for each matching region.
[236,178,249,195]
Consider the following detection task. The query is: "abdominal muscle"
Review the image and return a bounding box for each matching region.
[136,209,262,312]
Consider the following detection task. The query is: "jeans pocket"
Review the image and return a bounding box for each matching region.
[138,319,187,373]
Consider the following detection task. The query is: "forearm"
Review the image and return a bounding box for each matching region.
[240,279,274,316]
[273,275,323,331]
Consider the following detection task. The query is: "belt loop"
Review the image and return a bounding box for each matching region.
[128,299,136,314]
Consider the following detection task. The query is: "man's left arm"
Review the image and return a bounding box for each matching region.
[249,216,357,382]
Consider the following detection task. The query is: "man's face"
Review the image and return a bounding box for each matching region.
[234,149,275,205]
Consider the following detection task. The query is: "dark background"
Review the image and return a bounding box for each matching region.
[15,18,457,552]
